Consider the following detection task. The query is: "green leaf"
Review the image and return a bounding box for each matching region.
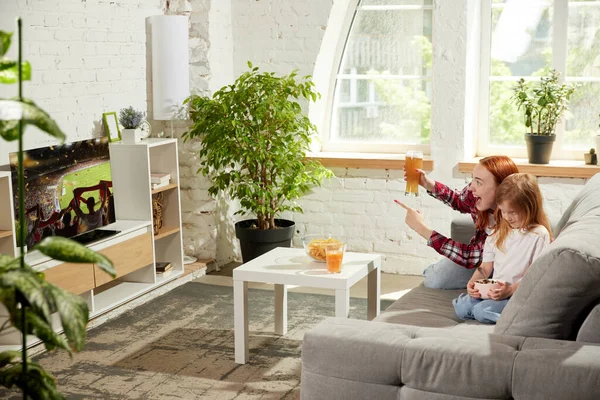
[35,236,115,277]
[0,119,19,140]
[0,60,31,83]
[0,31,11,57]
[0,269,51,323]
[0,350,20,368]
[23,310,71,353]
[0,361,65,399]
[44,283,88,352]
[0,254,18,271]
[0,363,22,388]
[23,362,66,400]
[0,99,66,142]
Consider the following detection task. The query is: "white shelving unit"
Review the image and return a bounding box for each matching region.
[0,138,185,348]
[110,138,185,285]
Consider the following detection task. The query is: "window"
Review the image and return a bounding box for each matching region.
[324,0,433,154]
[479,0,600,160]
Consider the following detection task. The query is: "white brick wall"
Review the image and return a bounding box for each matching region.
[231,0,330,78]
[0,0,162,165]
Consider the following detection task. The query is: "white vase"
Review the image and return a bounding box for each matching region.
[121,128,141,144]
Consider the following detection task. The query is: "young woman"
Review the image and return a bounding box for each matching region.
[400,155,519,289]
[452,173,551,323]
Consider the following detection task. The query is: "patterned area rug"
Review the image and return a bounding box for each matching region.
[2,282,393,399]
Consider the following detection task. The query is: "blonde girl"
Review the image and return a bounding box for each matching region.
[453,173,552,324]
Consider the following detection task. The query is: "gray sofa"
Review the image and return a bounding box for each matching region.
[301,173,600,400]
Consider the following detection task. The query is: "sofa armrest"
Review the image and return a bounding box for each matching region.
[301,318,521,399]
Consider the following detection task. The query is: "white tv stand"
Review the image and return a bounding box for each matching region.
[0,138,184,347]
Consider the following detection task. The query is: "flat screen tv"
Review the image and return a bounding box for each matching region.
[9,137,116,248]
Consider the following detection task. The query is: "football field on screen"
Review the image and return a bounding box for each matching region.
[58,162,112,210]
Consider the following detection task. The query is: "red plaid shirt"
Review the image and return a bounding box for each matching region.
[427,181,490,269]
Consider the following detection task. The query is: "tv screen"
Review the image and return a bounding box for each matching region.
[9,137,116,248]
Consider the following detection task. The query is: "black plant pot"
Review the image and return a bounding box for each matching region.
[525,134,556,164]
[235,219,295,263]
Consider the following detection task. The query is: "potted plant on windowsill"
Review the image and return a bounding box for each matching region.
[512,69,578,164]
[584,148,597,165]
[183,62,333,263]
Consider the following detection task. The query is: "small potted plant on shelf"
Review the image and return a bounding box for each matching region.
[0,22,115,397]
[118,106,150,144]
[584,148,597,165]
[183,62,333,262]
[512,69,578,164]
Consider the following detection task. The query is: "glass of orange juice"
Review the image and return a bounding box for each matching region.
[405,150,423,196]
[325,242,346,274]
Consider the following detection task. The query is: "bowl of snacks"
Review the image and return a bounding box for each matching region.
[302,234,346,262]
[473,279,501,300]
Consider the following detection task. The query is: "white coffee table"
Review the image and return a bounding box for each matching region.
[233,247,381,364]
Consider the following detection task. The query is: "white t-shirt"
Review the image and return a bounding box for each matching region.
[482,225,550,284]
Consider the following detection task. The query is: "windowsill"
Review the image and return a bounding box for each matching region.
[305,154,598,178]
[458,158,600,179]
[306,152,434,171]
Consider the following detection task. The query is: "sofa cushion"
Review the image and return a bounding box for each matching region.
[302,318,414,386]
[300,370,399,400]
[374,284,465,328]
[576,303,600,343]
[494,217,600,340]
[554,173,600,237]
[401,334,518,399]
[397,387,495,400]
[302,317,517,399]
[512,337,600,400]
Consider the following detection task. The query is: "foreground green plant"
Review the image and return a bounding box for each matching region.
[512,69,578,136]
[0,20,115,399]
[183,62,333,230]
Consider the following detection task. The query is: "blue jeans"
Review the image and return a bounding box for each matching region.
[423,258,477,290]
[452,293,509,324]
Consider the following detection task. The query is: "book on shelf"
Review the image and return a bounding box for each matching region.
[151,173,171,185]
[151,180,170,190]
[157,269,173,278]
[155,261,172,273]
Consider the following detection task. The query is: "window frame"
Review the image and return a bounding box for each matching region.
[477,0,599,160]
[318,1,434,155]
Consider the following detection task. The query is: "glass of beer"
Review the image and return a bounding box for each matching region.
[405,150,423,196]
[325,242,346,274]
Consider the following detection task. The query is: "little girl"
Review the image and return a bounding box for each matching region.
[452,173,551,324]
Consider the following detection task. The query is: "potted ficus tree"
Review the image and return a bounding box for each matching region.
[1,21,115,397]
[512,69,578,164]
[183,62,333,262]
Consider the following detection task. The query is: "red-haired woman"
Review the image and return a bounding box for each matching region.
[398,156,519,289]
